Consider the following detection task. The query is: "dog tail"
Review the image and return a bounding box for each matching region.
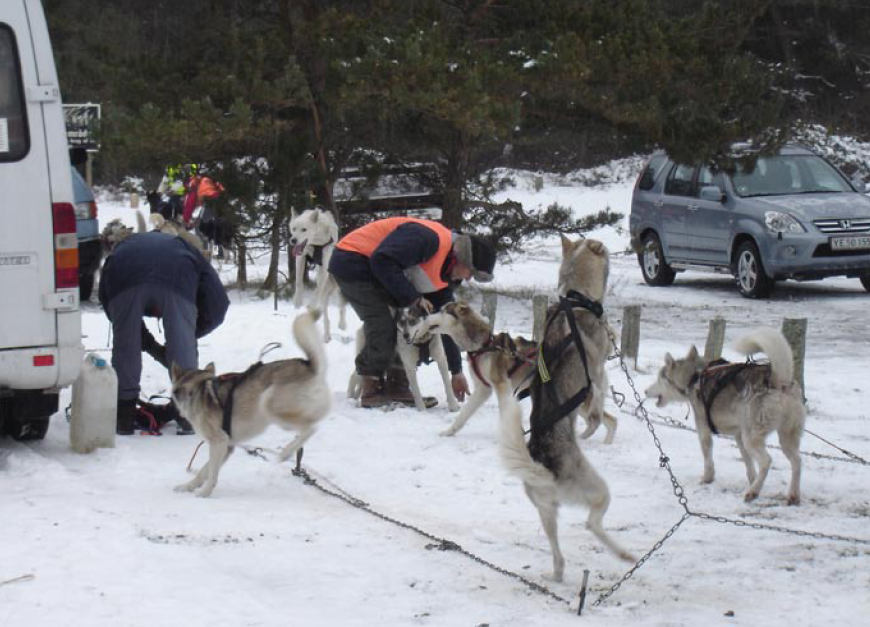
[733,327,794,386]
[293,309,326,376]
[496,386,554,489]
[136,210,147,234]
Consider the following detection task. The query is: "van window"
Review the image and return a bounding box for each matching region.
[0,25,29,162]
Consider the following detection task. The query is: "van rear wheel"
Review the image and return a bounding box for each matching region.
[8,416,50,441]
[639,232,676,286]
[735,241,774,298]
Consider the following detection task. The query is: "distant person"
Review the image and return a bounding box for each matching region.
[157,164,188,221]
[99,231,230,434]
[328,217,496,408]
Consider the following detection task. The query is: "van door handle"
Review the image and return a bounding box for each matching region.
[27,85,60,103]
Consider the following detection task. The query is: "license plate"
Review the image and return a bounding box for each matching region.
[830,235,870,251]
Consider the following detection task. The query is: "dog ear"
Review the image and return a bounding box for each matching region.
[291,207,298,219]
[664,352,674,366]
[205,362,216,375]
[560,234,573,256]
[687,345,699,360]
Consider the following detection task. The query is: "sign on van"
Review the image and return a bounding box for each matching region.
[63,103,101,151]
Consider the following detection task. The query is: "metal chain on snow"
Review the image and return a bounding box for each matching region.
[290,464,574,607]
[618,400,869,467]
[593,337,870,609]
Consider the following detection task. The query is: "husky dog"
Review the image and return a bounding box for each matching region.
[496,236,631,582]
[348,304,460,412]
[645,328,805,505]
[149,213,209,257]
[170,310,330,498]
[100,212,148,255]
[289,207,347,342]
[407,301,542,437]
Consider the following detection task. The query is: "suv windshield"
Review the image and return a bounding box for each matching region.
[730,154,852,198]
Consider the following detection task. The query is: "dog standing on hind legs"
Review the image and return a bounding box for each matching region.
[289,207,347,342]
[645,327,805,505]
[495,236,632,582]
[170,310,330,498]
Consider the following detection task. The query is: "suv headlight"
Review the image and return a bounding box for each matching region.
[765,211,805,234]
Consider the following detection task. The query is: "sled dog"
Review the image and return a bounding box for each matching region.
[348,304,460,412]
[406,301,540,437]
[149,212,209,257]
[170,310,330,498]
[645,327,805,505]
[496,236,631,582]
[101,211,148,254]
[289,207,347,342]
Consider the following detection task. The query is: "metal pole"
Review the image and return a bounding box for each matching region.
[577,569,590,616]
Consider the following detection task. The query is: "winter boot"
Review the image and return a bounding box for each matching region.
[116,398,137,435]
[385,368,437,408]
[359,375,390,409]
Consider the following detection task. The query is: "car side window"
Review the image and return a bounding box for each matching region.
[0,25,29,162]
[697,166,724,193]
[637,155,668,191]
[664,163,695,197]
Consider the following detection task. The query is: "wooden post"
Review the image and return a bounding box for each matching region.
[532,294,549,342]
[704,317,727,360]
[620,305,641,369]
[533,176,544,191]
[781,318,807,398]
[130,192,139,209]
[481,291,498,328]
[85,151,94,187]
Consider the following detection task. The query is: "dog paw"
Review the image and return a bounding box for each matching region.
[174,483,196,493]
[743,490,758,502]
[439,428,458,437]
[700,475,714,485]
[787,494,800,506]
[195,487,215,498]
[447,403,460,413]
[543,571,564,583]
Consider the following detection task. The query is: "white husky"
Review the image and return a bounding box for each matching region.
[289,207,347,342]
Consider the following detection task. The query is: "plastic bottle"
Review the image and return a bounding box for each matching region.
[70,353,118,453]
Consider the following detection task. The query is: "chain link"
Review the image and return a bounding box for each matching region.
[291,466,574,606]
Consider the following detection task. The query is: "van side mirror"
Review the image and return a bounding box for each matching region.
[699,185,726,203]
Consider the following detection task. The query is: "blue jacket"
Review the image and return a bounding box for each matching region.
[99,232,229,338]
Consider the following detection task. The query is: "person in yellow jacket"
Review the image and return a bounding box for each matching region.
[157,164,188,221]
[328,217,496,408]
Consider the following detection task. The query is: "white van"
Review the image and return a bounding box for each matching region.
[0,0,83,439]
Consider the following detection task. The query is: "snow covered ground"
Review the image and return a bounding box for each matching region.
[2,171,869,627]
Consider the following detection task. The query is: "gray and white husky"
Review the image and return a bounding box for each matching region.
[645,327,805,505]
[170,311,330,498]
[494,236,632,582]
[289,207,347,342]
[347,305,460,412]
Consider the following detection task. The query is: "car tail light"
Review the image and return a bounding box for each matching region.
[74,200,97,220]
[52,202,79,289]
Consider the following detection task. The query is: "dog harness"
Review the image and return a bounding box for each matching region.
[692,358,767,435]
[210,361,267,438]
[307,238,334,267]
[467,332,538,399]
[529,290,604,435]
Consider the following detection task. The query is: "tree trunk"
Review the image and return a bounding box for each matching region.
[263,214,283,291]
[236,240,247,287]
[441,132,471,230]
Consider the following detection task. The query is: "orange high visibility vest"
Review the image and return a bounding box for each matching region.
[336,217,453,292]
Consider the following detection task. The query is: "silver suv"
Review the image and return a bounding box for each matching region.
[629,144,870,297]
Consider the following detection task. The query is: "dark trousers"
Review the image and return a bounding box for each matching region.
[333,276,400,377]
[108,283,198,400]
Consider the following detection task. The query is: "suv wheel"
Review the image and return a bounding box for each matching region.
[734,241,774,298]
[639,232,676,286]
